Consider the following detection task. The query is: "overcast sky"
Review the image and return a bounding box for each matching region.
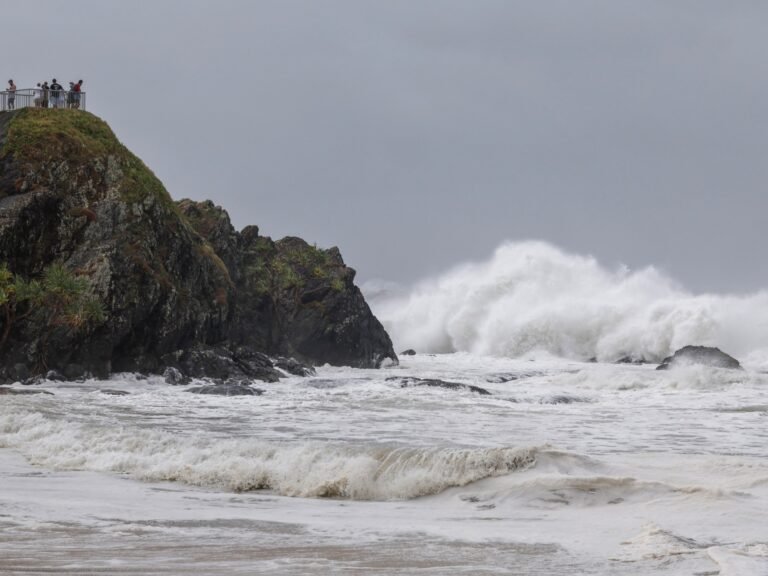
[6,1,768,293]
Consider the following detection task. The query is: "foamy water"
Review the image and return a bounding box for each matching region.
[2,353,768,574]
[2,242,768,574]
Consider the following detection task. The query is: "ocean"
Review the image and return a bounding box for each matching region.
[1,241,767,575]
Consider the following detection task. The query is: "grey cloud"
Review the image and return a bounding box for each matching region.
[5,0,768,292]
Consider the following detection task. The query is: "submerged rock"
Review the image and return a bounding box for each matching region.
[0,386,53,395]
[400,349,417,356]
[186,383,264,396]
[485,372,542,383]
[388,376,491,396]
[540,395,591,404]
[656,346,742,371]
[615,355,649,365]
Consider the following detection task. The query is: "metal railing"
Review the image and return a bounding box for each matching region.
[0,88,87,112]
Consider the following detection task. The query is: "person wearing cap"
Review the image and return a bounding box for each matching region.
[49,78,63,108]
[7,80,16,110]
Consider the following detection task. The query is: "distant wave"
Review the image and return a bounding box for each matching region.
[0,404,537,500]
[366,241,768,364]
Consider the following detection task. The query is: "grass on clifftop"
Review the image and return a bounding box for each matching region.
[0,108,173,209]
[2,108,121,162]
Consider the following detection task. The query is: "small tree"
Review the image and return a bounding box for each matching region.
[0,263,105,369]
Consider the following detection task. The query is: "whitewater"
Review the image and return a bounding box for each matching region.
[1,241,767,575]
[368,241,768,367]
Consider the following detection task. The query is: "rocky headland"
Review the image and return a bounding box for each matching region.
[0,109,397,383]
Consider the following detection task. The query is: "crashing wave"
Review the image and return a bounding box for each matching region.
[367,241,768,364]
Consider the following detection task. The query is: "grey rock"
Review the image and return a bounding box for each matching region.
[615,355,648,365]
[274,356,316,377]
[400,349,417,356]
[163,367,189,385]
[162,344,282,383]
[656,346,742,371]
[186,383,264,396]
[540,395,590,404]
[0,386,53,395]
[388,376,491,396]
[485,371,542,383]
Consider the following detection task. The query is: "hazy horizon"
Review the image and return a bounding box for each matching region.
[6,0,768,294]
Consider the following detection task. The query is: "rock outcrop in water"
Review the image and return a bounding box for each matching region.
[655,346,742,371]
[0,109,397,381]
[388,376,492,395]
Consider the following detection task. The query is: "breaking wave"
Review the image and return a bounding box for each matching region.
[368,241,768,364]
[0,404,537,500]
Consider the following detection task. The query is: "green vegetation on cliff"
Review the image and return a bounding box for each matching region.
[0,108,173,209]
[240,236,345,298]
[0,262,103,366]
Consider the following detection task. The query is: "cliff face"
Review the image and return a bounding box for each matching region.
[0,109,396,380]
[177,200,396,368]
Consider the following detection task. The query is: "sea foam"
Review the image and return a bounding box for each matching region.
[0,403,537,500]
[368,241,768,365]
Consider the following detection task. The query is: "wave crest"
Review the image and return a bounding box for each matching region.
[0,406,537,500]
[368,241,768,363]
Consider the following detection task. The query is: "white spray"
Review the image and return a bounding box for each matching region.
[368,241,768,364]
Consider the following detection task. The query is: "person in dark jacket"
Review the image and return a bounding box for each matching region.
[49,79,63,108]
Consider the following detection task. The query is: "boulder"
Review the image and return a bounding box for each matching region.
[0,386,53,395]
[388,376,491,396]
[186,383,264,396]
[274,356,316,377]
[656,346,742,371]
[615,355,648,365]
[485,371,542,383]
[540,395,590,404]
[400,349,416,356]
[163,367,189,385]
[161,344,282,383]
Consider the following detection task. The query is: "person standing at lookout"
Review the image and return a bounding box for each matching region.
[7,80,16,110]
[72,79,83,109]
[39,81,49,108]
[49,79,63,108]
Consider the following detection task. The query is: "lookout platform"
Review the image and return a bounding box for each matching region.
[1,88,86,111]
